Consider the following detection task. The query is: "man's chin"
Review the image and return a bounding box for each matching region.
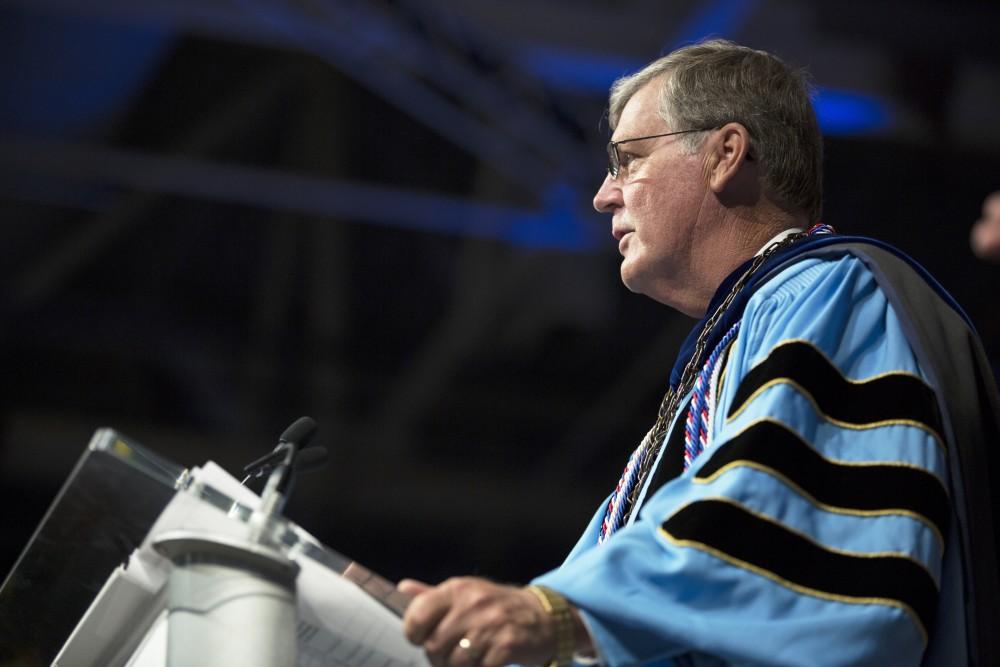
[619,267,643,295]
[620,265,664,302]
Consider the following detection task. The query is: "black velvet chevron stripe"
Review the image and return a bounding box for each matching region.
[727,341,943,439]
[661,499,938,637]
[695,420,949,539]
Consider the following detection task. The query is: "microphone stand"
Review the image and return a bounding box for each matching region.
[254,440,299,523]
[153,417,319,667]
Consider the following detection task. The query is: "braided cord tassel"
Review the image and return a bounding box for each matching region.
[684,321,741,470]
[598,434,650,544]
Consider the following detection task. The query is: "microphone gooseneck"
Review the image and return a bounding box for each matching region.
[254,416,321,521]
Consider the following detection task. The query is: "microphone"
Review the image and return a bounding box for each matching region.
[242,416,320,482]
[291,445,328,473]
[279,416,318,449]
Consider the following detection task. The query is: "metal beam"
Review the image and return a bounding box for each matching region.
[0,136,602,251]
[5,0,592,194]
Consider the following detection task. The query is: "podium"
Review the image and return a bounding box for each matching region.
[0,428,425,667]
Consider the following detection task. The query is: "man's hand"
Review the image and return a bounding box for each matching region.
[971,191,1000,263]
[399,577,558,667]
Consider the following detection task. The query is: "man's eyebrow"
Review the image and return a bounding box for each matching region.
[619,136,657,150]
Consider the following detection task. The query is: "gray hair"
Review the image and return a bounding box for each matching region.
[608,39,823,223]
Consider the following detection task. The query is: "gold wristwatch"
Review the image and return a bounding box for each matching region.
[526,585,575,667]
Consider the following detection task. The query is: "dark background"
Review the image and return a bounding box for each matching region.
[2,0,999,602]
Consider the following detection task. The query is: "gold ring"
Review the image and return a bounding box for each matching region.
[458,638,473,651]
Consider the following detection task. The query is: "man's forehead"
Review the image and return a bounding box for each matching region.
[612,79,670,141]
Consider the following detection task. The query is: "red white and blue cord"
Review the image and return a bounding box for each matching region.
[683,320,741,470]
[598,434,649,544]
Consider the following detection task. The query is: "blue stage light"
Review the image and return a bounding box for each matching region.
[813,87,893,135]
[516,47,641,95]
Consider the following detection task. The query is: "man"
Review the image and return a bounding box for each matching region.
[400,39,1000,666]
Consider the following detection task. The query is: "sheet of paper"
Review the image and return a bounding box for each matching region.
[296,555,428,667]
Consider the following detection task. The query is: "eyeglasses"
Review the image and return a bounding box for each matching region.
[606,127,717,179]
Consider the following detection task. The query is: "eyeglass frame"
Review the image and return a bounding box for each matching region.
[606,127,719,179]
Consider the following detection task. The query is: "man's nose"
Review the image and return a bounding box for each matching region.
[593,173,621,213]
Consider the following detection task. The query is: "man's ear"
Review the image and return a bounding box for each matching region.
[704,123,754,195]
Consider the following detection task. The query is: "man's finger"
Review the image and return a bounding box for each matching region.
[419,600,478,667]
[398,578,433,596]
[447,634,485,667]
[402,582,451,646]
